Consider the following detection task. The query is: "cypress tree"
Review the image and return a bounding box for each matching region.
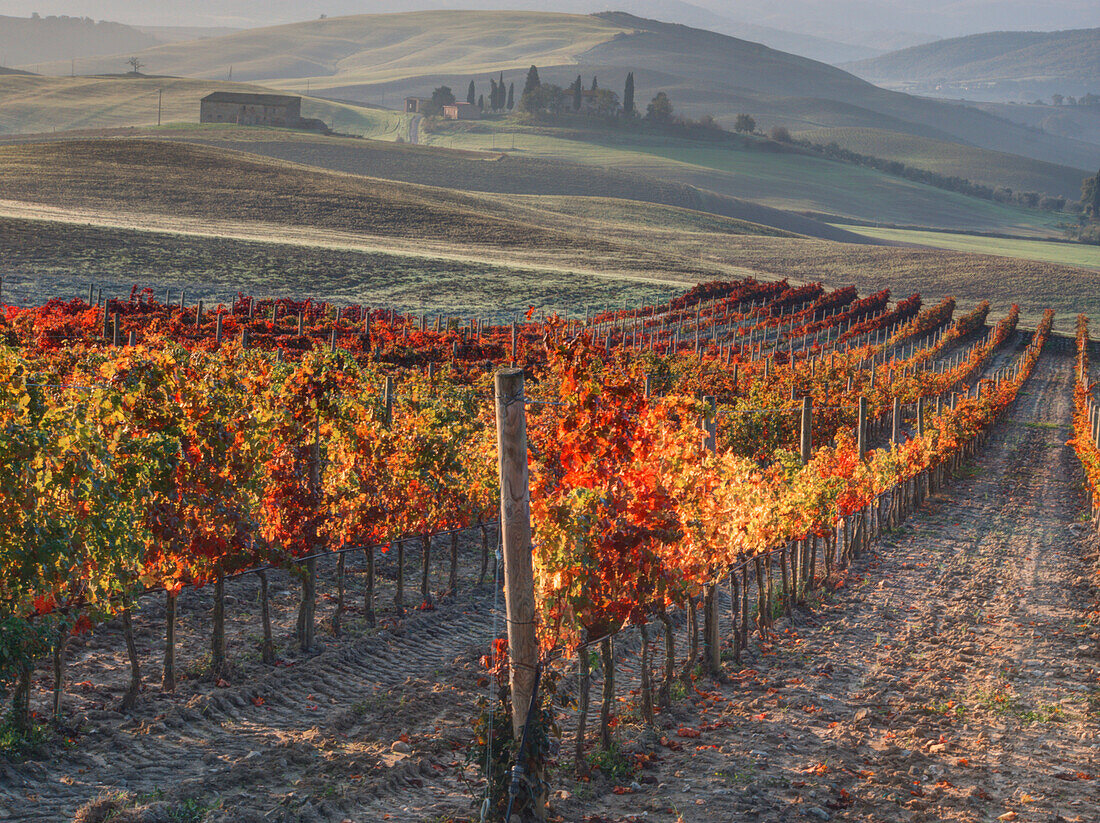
[490,78,498,111]
[523,65,540,97]
[573,74,582,110]
[498,71,505,108]
[478,94,485,111]
[591,76,598,91]
[507,82,515,110]
[467,80,475,105]
[624,71,635,115]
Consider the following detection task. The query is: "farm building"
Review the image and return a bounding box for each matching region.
[200,92,302,127]
[442,102,481,120]
[405,97,431,113]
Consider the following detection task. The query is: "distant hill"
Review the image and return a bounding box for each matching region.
[0,75,407,139]
[27,10,1097,172]
[133,26,243,43]
[846,28,1100,102]
[0,14,159,69]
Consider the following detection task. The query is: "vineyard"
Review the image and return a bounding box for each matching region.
[0,278,1096,823]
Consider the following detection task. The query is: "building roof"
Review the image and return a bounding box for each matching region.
[201,92,301,106]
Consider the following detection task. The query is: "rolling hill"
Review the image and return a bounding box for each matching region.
[790,126,1089,198]
[2,136,1097,327]
[26,10,1098,172]
[0,14,159,68]
[846,28,1100,102]
[0,75,407,139]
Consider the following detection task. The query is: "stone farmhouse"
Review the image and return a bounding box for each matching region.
[443,102,481,120]
[200,92,303,127]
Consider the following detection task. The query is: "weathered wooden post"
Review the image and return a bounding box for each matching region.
[383,375,394,426]
[702,396,721,677]
[800,396,813,464]
[112,312,121,347]
[215,312,223,345]
[857,396,868,460]
[494,368,538,742]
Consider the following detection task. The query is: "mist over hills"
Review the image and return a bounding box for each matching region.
[847,27,1100,102]
[30,9,1094,174]
[0,14,159,67]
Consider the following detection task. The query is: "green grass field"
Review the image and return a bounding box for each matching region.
[426,123,1068,236]
[791,127,1086,200]
[0,75,407,137]
[836,226,1100,271]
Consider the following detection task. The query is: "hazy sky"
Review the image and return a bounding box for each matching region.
[1,0,1097,39]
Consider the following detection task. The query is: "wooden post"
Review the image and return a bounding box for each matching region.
[112,312,120,347]
[857,396,867,460]
[494,369,538,742]
[215,312,223,345]
[383,375,394,426]
[916,397,925,438]
[703,397,721,676]
[196,300,204,328]
[800,396,812,464]
[891,397,901,445]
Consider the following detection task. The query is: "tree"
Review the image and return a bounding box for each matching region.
[507,82,515,111]
[573,75,582,111]
[591,76,598,91]
[1083,169,1100,220]
[593,89,621,116]
[623,72,635,115]
[490,78,499,111]
[1052,93,1065,106]
[769,125,791,142]
[127,56,144,74]
[645,91,673,123]
[497,71,505,109]
[478,94,485,111]
[734,113,756,133]
[521,84,565,114]
[467,80,476,106]
[523,65,541,97]
[427,86,455,116]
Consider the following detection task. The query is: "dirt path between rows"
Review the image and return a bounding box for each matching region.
[568,346,1099,822]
